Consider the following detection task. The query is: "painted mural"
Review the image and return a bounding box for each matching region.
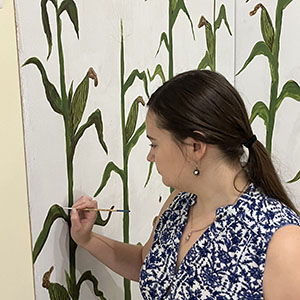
[236,0,300,193]
[15,0,300,299]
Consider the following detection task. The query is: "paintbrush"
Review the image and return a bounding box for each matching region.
[62,207,130,213]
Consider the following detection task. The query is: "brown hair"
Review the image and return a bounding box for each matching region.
[147,70,298,213]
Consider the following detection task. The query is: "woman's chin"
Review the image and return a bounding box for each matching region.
[161,177,172,188]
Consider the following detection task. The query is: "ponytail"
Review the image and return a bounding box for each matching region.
[147,69,299,216]
[247,140,299,215]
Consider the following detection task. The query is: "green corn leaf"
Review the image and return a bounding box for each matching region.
[249,101,269,127]
[236,41,274,75]
[147,64,166,83]
[275,0,293,36]
[94,161,125,197]
[125,96,145,144]
[124,69,149,98]
[215,4,232,35]
[287,170,300,183]
[144,162,154,188]
[277,0,293,12]
[58,0,79,38]
[70,74,89,133]
[156,32,169,56]
[74,109,107,154]
[77,271,107,300]
[48,283,71,300]
[23,57,63,114]
[276,80,300,111]
[33,204,68,263]
[65,271,78,300]
[95,209,114,226]
[41,0,58,59]
[260,6,275,51]
[125,122,146,158]
[197,51,212,70]
[170,0,195,39]
[68,81,74,103]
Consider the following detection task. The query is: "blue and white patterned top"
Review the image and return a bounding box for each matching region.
[139,184,300,299]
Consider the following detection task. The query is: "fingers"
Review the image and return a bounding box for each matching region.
[72,196,98,210]
[70,208,81,231]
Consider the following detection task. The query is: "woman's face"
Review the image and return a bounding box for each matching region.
[145,111,190,189]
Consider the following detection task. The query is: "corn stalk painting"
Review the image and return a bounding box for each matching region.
[147,0,195,82]
[237,0,300,183]
[144,0,195,189]
[23,0,112,299]
[93,21,149,300]
[197,0,232,71]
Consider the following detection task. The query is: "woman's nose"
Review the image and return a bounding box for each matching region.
[147,150,154,162]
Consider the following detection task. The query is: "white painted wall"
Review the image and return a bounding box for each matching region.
[13,0,300,299]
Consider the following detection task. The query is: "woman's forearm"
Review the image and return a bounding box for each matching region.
[81,232,144,282]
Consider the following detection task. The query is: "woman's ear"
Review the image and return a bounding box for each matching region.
[184,137,206,161]
[192,140,206,160]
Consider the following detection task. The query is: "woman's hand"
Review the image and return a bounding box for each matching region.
[70,196,98,247]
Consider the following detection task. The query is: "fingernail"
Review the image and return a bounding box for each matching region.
[72,208,77,214]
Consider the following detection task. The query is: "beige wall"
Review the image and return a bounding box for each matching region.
[0,0,35,299]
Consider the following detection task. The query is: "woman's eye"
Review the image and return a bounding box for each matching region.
[149,143,157,148]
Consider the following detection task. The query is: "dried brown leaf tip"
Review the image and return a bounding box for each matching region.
[87,67,98,87]
[42,265,54,289]
[198,16,208,28]
[250,3,264,16]
[136,96,145,106]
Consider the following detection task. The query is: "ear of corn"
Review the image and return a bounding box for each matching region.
[197,1,232,71]
[260,6,275,51]
[48,283,71,300]
[26,1,110,298]
[125,96,145,143]
[238,0,300,182]
[70,74,89,133]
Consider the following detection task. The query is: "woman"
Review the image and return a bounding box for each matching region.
[71,70,300,299]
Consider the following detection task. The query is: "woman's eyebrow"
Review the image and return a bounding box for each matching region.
[146,135,156,140]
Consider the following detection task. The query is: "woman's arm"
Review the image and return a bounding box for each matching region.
[263,225,300,299]
[70,190,179,282]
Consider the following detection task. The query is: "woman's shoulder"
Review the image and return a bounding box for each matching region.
[239,184,300,237]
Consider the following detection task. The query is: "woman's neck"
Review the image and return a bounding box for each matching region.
[190,162,249,218]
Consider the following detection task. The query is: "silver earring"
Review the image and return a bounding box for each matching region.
[193,167,200,176]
